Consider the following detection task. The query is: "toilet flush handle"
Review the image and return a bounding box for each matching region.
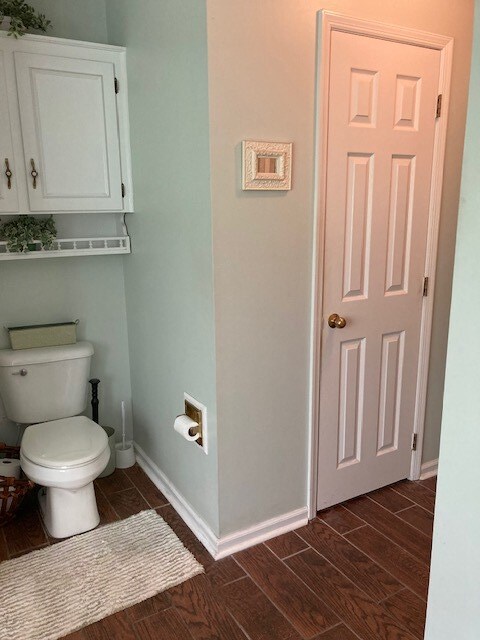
[12,368,27,376]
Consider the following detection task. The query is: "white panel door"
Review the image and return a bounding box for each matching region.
[0,51,19,213]
[14,52,123,212]
[317,31,440,509]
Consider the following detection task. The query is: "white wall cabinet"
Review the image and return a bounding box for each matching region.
[15,53,124,212]
[0,51,19,213]
[0,33,133,215]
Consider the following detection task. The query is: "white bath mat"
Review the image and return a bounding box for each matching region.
[0,509,204,640]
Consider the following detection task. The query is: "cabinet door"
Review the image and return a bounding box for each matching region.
[14,52,123,212]
[0,51,19,213]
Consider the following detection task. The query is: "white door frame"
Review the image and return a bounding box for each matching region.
[308,11,453,519]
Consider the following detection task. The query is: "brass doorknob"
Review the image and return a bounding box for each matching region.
[328,313,347,329]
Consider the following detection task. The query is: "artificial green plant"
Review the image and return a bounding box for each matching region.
[0,0,51,38]
[1,215,57,252]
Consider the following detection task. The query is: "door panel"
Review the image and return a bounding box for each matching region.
[377,330,404,454]
[343,153,373,300]
[394,75,421,130]
[338,338,365,467]
[385,156,415,295]
[317,31,440,509]
[14,52,123,212]
[0,51,19,213]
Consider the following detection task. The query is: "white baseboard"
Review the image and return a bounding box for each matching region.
[215,506,308,560]
[134,442,308,560]
[420,458,438,480]
[134,442,218,557]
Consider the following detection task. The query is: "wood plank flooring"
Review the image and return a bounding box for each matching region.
[0,467,436,639]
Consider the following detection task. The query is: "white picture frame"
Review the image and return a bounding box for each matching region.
[242,140,292,191]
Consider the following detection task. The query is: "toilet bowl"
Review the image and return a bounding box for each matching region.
[20,416,109,538]
[0,341,109,538]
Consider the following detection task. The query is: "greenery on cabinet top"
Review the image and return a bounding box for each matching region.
[0,0,51,38]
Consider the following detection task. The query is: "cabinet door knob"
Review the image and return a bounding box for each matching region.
[4,158,12,190]
[30,158,38,189]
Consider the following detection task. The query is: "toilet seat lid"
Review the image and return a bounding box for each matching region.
[21,416,108,469]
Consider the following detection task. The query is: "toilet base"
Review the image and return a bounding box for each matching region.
[39,482,100,539]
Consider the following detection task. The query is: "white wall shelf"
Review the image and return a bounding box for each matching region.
[0,236,131,260]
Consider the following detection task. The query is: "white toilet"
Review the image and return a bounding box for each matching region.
[0,342,109,538]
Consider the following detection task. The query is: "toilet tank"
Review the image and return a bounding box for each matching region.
[0,342,94,424]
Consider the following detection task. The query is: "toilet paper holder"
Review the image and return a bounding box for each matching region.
[185,399,203,447]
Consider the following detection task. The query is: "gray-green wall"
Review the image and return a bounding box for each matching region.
[425,3,480,635]
[0,1,133,442]
[28,0,107,44]
[105,1,219,533]
[207,0,473,535]
[0,258,132,439]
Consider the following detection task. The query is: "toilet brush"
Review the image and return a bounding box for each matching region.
[121,400,126,450]
[115,400,135,469]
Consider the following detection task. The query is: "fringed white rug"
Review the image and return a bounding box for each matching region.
[0,509,204,640]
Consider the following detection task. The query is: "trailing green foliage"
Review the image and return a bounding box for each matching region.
[0,0,51,38]
[0,215,57,252]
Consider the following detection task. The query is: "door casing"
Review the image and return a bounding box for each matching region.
[308,11,453,518]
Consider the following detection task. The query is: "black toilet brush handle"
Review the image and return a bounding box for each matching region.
[89,378,100,424]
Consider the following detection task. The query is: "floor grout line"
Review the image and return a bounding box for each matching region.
[359,494,433,543]
[395,505,416,514]
[316,519,368,536]
[129,604,174,626]
[100,477,155,523]
[225,617,253,640]
[377,586,407,605]
[277,546,311,561]
[339,524,430,601]
[415,479,437,495]
[298,519,409,604]
[233,544,338,637]
[226,608,252,640]
[327,621,364,640]
[394,502,435,519]
[376,583,428,608]
[319,620,360,638]
[395,513,434,538]
[346,518,432,569]
[387,485,435,515]
[217,573,248,589]
[279,544,418,636]
[104,484,137,496]
[230,556,297,633]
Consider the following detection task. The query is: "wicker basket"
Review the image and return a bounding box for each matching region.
[0,443,35,526]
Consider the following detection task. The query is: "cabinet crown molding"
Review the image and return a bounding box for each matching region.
[0,30,126,53]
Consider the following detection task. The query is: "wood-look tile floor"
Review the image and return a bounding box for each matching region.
[0,466,437,640]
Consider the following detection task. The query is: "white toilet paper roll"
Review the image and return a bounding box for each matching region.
[174,414,200,441]
[0,458,21,479]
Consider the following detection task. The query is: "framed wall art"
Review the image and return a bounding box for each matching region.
[242,140,292,191]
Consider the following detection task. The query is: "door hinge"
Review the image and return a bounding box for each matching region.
[114,77,119,94]
[436,94,442,118]
[423,276,429,297]
[121,182,125,198]
[411,433,418,451]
